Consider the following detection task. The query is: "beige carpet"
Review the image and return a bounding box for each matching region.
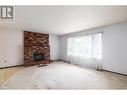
[0,61,127,89]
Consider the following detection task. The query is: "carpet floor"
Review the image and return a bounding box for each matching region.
[0,61,127,89]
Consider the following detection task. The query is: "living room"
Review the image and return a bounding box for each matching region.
[0,5,127,90]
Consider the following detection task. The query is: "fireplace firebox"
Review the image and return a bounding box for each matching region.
[33,54,45,61]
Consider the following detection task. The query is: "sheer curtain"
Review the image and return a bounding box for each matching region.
[67,33,102,70]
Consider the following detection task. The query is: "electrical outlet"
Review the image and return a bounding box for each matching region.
[4,60,7,63]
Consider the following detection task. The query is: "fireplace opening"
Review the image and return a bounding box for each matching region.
[33,53,45,61]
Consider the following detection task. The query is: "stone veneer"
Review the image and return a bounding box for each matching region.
[24,31,51,66]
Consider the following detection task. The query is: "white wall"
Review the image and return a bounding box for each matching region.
[59,22,127,75]
[0,28,23,68]
[49,35,59,60]
[103,22,127,75]
[0,28,59,68]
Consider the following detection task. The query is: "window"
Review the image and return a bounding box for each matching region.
[67,33,102,60]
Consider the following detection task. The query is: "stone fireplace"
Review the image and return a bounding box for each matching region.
[24,31,51,66]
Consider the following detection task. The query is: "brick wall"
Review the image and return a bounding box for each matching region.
[24,31,51,66]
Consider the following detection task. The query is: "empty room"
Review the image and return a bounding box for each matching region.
[0,6,127,89]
